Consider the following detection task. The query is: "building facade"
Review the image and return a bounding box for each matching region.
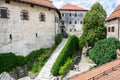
[106,4,120,40]
[0,0,61,56]
[59,3,87,37]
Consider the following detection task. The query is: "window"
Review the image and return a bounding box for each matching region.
[108,27,110,32]
[74,29,76,31]
[112,26,115,32]
[75,14,77,17]
[0,7,10,19]
[62,13,64,17]
[40,13,45,21]
[36,33,38,38]
[69,21,72,24]
[21,10,29,20]
[80,21,83,24]
[75,21,77,24]
[5,0,10,4]
[69,13,71,17]
[108,26,115,32]
[70,29,72,32]
[79,13,83,17]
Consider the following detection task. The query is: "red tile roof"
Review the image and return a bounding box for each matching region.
[59,3,87,11]
[69,59,120,80]
[107,4,120,20]
[18,0,57,9]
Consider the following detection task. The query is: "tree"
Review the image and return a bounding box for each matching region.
[89,37,120,66]
[82,2,107,47]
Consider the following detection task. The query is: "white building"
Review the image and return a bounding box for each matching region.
[59,3,88,37]
[0,0,61,56]
[106,4,120,40]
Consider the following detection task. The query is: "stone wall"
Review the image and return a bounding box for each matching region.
[0,0,60,56]
[106,19,119,40]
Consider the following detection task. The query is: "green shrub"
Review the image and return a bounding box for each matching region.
[51,35,79,76]
[79,35,86,49]
[55,34,63,45]
[0,53,16,73]
[16,56,28,66]
[59,58,72,75]
[89,37,120,66]
[28,45,57,73]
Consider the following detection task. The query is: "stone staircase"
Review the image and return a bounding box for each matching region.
[35,39,67,80]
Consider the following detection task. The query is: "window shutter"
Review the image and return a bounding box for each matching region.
[7,10,10,19]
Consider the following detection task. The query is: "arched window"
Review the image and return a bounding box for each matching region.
[21,10,29,20]
[0,7,10,19]
[40,13,46,21]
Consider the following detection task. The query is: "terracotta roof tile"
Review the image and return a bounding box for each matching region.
[18,0,56,9]
[69,59,120,80]
[59,3,87,11]
[107,4,120,20]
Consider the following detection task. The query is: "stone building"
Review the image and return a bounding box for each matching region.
[106,4,120,40]
[0,0,61,56]
[59,3,88,37]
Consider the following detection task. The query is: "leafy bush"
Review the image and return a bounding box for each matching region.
[0,53,16,73]
[28,45,57,73]
[89,37,120,66]
[79,35,86,49]
[51,35,79,76]
[59,58,72,75]
[0,45,57,74]
[55,34,63,45]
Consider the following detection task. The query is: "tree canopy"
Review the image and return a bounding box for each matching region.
[89,37,120,66]
[82,2,107,47]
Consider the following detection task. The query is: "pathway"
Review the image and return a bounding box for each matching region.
[35,39,67,80]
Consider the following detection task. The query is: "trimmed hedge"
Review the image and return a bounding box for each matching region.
[0,53,27,73]
[55,34,63,45]
[51,35,79,76]
[89,37,120,66]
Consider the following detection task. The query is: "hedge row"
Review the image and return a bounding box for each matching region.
[0,53,27,73]
[89,37,120,66]
[0,33,63,74]
[51,35,79,76]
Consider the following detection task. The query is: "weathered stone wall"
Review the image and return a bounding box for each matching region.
[106,19,119,39]
[0,0,60,56]
[60,10,87,36]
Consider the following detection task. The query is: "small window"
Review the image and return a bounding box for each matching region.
[5,0,10,4]
[21,10,29,20]
[40,13,45,21]
[75,14,77,17]
[80,13,83,17]
[69,13,71,17]
[36,33,38,38]
[0,8,10,19]
[30,4,34,7]
[75,21,77,24]
[70,29,72,32]
[108,27,110,32]
[74,29,76,31]
[80,21,82,24]
[112,27,115,32]
[69,21,72,24]
[62,13,64,17]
